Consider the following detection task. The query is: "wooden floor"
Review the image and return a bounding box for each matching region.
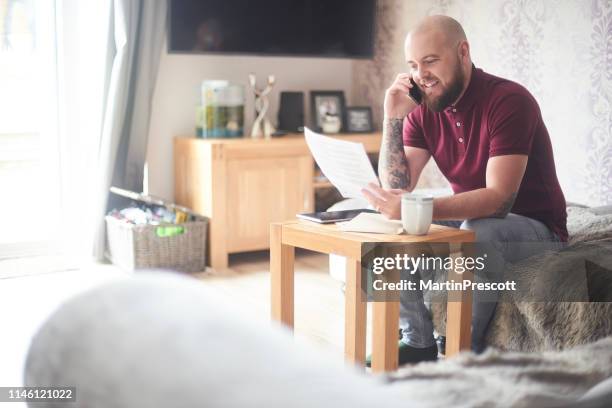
[196,249,376,357]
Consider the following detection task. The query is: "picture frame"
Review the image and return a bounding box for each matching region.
[310,90,346,132]
[345,106,374,133]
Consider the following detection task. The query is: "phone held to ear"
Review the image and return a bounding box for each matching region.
[409,78,423,104]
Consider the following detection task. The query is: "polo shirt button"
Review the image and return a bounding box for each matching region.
[452,108,457,113]
[456,121,461,127]
[458,137,464,143]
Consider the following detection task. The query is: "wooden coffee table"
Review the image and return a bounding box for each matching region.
[270,220,475,372]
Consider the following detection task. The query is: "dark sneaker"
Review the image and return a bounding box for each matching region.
[435,335,446,356]
[398,342,438,365]
[366,341,438,367]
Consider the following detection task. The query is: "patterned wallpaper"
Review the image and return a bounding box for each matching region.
[353,0,612,206]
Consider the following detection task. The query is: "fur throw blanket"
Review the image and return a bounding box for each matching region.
[432,207,612,351]
[386,336,612,407]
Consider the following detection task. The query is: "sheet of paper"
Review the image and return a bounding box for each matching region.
[337,213,403,234]
[304,128,379,198]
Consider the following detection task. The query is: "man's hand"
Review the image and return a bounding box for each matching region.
[361,183,406,220]
[384,73,419,119]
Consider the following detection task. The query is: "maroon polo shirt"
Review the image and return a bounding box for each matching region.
[403,66,568,241]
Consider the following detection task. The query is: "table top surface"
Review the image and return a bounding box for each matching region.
[275,219,475,259]
[281,219,474,242]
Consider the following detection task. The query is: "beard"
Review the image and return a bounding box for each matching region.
[423,60,465,112]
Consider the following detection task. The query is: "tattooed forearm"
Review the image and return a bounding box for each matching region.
[490,192,517,218]
[379,118,410,189]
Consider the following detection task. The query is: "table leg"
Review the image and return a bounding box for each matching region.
[345,258,366,366]
[270,223,295,328]
[371,247,400,373]
[371,299,400,372]
[446,242,472,356]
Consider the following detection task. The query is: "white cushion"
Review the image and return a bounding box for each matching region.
[24,273,408,408]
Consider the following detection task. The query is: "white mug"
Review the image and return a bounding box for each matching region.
[401,194,433,235]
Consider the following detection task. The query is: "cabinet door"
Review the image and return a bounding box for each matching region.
[226,156,313,252]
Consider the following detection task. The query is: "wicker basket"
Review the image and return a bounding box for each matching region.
[105,216,208,272]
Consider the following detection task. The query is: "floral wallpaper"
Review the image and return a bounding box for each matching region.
[353,0,612,206]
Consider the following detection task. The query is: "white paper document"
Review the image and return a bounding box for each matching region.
[337,213,403,234]
[304,127,379,198]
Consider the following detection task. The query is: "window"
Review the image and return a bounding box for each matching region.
[0,0,61,257]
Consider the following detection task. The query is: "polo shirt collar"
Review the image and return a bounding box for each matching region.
[447,64,480,113]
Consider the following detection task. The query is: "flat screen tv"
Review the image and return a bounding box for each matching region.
[169,0,376,58]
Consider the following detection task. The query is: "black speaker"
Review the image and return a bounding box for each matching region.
[277,91,304,133]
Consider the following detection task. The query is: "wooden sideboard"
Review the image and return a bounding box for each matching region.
[174,132,381,269]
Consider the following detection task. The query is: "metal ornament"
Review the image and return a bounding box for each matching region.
[249,73,276,138]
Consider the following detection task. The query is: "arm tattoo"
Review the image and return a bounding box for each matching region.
[491,192,517,218]
[379,118,410,189]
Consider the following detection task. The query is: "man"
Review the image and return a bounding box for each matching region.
[361,15,567,365]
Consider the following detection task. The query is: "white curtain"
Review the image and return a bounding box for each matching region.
[56,0,167,261]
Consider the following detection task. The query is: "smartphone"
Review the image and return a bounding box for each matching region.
[409,78,423,104]
[296,209,378,224]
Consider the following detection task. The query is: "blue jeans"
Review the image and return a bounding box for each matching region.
[399,213,565,352]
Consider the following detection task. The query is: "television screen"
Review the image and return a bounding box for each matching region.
[169,0,376,58]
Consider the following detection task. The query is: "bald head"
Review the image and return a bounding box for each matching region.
[406,15,467,50]
[403,15,472,112]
